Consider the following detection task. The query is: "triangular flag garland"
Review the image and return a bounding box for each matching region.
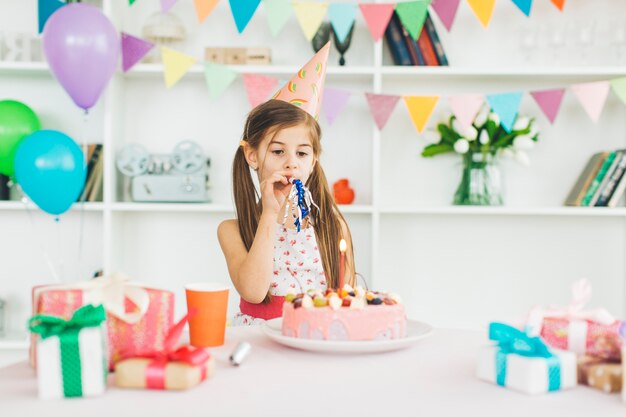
[194,0,219,23]
[404,96,439,133]
[395,0,432,41]
[466,0,496,28]
[229,0,262,33]
[121,33,155,72]
[204,63,238,99]
[243,73,279,107]
[530,89,565,124]
[610,77,626,106]
[511,0,533,17]
[323,88,352,125]
[551,0,565,11]
[162,47,197,88]
[486,92,523,133]
[448,95,483,129]
[161,0,179,13]
[430,0,460,32]
[365,93,401,130]
[264,0,293,37]
[129,0,137,5]
[329,3,358,44]
[570,81,610,123]
[38,0,65,34]
[292,1,329,41]
[359,4,396,42]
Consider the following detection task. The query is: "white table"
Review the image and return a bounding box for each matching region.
[1,326,624,416]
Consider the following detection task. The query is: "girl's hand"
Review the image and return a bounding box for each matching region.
[259,170,293,215]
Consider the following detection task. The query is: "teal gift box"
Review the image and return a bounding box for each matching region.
[476,322,577,395]
[29,304,108,399]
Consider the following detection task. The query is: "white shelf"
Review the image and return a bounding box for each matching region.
[379,206,626,217]
[380,66,626,78]
[0,61,49,76]
[124,64,376,77]
[0,201,104,212]
[110,202,373,214]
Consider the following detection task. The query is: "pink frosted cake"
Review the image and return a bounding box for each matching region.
[281,286,407,341]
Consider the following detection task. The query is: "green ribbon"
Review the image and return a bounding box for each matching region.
[29,304,106,398]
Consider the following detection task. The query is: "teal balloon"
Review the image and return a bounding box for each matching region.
[14,130,86,215]
[0,100,41,176]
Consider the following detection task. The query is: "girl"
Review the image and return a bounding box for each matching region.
[217,97,356,325]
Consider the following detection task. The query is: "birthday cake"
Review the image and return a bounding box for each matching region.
[281,285,407,341]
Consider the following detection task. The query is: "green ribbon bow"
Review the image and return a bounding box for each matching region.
[29,304,107,398]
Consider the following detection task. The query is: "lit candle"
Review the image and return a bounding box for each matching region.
[339,239,347,291]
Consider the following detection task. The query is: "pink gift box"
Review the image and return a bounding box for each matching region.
[30,277,174,370]
[540,317,625,361]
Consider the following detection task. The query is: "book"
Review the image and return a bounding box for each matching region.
[384,12,412,66]
[423,13,449,66]
[608,165,626,207]
[589,151,623,206]
[416,24,439,66]
[87,152,104,202]
[581,151,616,206]
[564,152,608,206]
[398,15,425,65]
[79,144,103,201]
[595,151,626,206]
[0,174,9,200]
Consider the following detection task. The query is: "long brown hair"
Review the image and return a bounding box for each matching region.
[232,100,355,302]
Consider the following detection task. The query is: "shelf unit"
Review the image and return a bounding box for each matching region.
[2,0,626,352]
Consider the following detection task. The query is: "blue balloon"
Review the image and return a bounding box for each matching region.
[14,130,86,215]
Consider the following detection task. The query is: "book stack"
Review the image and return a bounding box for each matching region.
[0,174,9,200]
[565,150,626,207]
[384,12,449,66]
[78,144,103,202]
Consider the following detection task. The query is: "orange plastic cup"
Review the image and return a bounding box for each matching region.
[185,283,229,347]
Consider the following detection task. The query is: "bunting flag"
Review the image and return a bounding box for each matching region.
[610,77,626,105]
[395,0,431,41]
[466,0,496,28]
[38,0,65,33]
[359,4,395,41]
[229,0,262,33]
[448,95,483,129]
[129,0,137,5]
[365,93,400,130]
[511,0,532,17]
[329,3,357,44]
[243,73,279,108]
[161,0,179,13]
[162,47,197,88]
[264,0,293,37]
[121,33,154,72]
[293,1,329,41]
[486,92,523,132]
[530,88,565,124]
[403,96,439,133]
[194,0,219,23]
[204,63,238,99]
[431,0,460,32]
[322,88,351,125]
[570,81,610,123]
[551,0,565,11]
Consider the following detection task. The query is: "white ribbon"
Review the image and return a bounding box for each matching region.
[525,278,616,340]
[33,272,151,324]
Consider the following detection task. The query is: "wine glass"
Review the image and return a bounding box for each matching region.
[332,22,354,66]
[311,22,331,53]
[608,19,626,65]
[572,19,597,65]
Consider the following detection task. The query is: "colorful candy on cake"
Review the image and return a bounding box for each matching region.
[281,284,407,341]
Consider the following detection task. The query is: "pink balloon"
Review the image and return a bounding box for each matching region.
[43,4,120,110]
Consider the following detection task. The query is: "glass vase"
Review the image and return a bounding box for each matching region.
[453,152,503,206]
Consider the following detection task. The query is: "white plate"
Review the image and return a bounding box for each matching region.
[261,318,433,354]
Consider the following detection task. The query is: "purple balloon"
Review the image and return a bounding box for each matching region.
[43,4,120,110]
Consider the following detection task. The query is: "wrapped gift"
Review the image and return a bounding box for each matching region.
[29,304,108,399]
[30,273,174,370]
[526,279,625,360]
[577,355,622,393]
[477,322,577,395]
[115,311,215,390]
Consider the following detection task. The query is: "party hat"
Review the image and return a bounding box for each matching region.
[271,42,330,120]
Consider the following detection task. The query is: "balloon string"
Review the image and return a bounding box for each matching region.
[19,188,60,284]
[76,109,89,278]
